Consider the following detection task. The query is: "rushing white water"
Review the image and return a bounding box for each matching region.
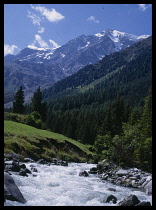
[4,162,152,206]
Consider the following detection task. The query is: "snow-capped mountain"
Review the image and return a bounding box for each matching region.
[4,28,150,107]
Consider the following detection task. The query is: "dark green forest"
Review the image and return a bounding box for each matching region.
[6,37,152,172]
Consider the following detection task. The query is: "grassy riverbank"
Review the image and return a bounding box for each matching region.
[4,119,94,162]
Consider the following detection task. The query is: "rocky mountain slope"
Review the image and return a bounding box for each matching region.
[42,36,152,106]
[4,28,149,107]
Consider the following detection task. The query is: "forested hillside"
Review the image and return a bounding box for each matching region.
[43,36,152,106]
[42,36,152,143]
[6,36,152,172]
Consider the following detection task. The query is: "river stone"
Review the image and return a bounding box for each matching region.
[19,164,26,169]
[60,160,68,166]
[4,172,26,203]
[51,158,59,165]
[138,177,147,185]
[136,201,151,206]
[97,160,109,173]
[79,170,89,177]
[4,160,20,172]
[116,169,128,176]
[106,194,117,204]
[31,167,38,172]
[118,194,140,206]
[19,169,28,177]
[106,188,116,192]
[37,159,47,164]
[141,175,152,188]
[5,161,13,165]
[89,167,98,174]
[23,158,34,163]
[144,180,152,195]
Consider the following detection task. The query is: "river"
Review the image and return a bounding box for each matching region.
[4,162,152,206]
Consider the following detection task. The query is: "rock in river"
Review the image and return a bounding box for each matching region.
[4,172,26,203]
[118,194,140,206]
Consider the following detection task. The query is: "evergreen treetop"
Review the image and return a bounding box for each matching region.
[13,86,25,114]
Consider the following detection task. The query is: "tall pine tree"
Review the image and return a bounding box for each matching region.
[31,86,46,121]
[141,87,152,138]
[13,86,25,114]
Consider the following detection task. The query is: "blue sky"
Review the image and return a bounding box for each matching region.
[4,4,152,56]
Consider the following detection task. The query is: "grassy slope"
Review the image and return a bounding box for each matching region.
[4,120,94,162]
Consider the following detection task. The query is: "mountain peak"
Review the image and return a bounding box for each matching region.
[4,28,150,107]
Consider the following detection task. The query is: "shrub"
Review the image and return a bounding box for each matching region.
[26,111,45,129]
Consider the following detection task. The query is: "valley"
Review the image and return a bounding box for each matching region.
[4,34,152,173]
[4,4,152,206]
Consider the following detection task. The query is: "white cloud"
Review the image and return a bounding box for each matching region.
[30,5,65,23]
[38,27,45,33]
[27,44,39,50]
[27,34,49,50]
[49,39,60,49]
[27,11,42,25]
[137,4,151,11]
[87,16,100,23]
[35,34,49,48]
[27,34,61,50]
[4,44,19,56]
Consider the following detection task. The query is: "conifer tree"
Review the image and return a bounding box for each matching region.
[141,87,152,138]
[13,86,25,114]
[31,86,46,121]
[114,95,125,134]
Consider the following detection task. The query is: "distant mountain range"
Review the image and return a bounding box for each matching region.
[4,28,150,107]
[42,36,152,108]
[42,36,152,144]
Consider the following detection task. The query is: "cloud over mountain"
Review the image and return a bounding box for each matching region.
[4,44,19,56]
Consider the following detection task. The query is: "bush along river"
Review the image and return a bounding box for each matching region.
[4,154,152,206]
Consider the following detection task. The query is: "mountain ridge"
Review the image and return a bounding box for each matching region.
[4,28,150,107]
[42,36,152,104]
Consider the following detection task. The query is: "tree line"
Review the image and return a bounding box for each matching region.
[9,85,152,172]
[11,86,46,129]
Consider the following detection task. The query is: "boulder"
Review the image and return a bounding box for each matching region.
[4,160,20,172]
[51,158,59,165]
[136,201,151,206]
[23,158,34,163]
[106,188,116,192]
[141,175,152,188]
[138,177,147,185]
[106,195,117,204]
[4,172,26,203]
[89,167,98,174]
[60,160,68,166]
[4,153,20,161]
[144,180,152,195]
[37,159,47,164]
[19,163,26,169]
[79,170,89,177]
[118,194,140,206]
[101,174,109,180]
[19,169,28,177]
[116,169,128,176]
[31,167,38,172]
[97,160,109,173]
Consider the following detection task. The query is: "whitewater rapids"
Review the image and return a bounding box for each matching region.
[4,162,152,206]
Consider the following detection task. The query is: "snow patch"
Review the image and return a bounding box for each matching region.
[79,42,90,50]
[43,51,54,59]
[60,52,65,58]
[136,35,150,39]
[94,32,105,38]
